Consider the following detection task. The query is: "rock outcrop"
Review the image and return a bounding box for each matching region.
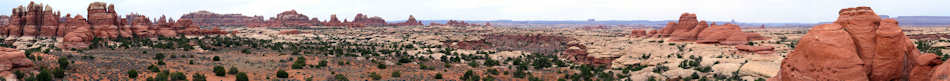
[0,47,34,80]
[772,6,945,81]
[392,15,423,26]
[735,45,774,54]
[644,13,763,45]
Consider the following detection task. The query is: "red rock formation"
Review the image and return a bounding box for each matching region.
[645,13,764,45]
[87,2,120,38]
[629,29,647,37]
[772,6,945,81]
[268,10,312,27]
[0,47,34,80]
[180,10,264,27]
[351,13,386,26]
[392,15,423,26]
[324,14,343,26]
[126,14,154,37]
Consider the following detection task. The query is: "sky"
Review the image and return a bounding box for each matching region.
[0,0,948,23]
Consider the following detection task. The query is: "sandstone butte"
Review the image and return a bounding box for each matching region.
[771,6,950,81]
[0,2,231,49]
[633,13,766,45]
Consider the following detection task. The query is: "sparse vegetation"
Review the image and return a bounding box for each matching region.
[276,69,289,78]
[213,66,226,76]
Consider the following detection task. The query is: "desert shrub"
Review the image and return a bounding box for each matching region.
[276,70,289,78]
[57,57,70,69]
[434,73,443,79]
[317,60,328,68]
[192,73,207,81]
[51,68,65,78]
[368,72,382,80]
[461,70,481,81]
[170,72,187,80]
[391,71,401,77]
[292,56,307,69]
[228,67,239,74]
[334,74,349,81]
[377,63,387,69]
[212,56,221,61]
[35,69,53,81]
[148,65,161,72]
[154,53,165,60]
[213,66,226,76]
[235,72,249,81]
[127,70,139,78]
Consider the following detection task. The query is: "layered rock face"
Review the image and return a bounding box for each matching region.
[0,47,34,80]
[266,10,313,27]
[180,10,264,27]
[1,1,230,49]
[772,7,948,81]
[351,13,386,26]
[643,13,764,45]
[2,2,66,39]
[86,2,122,38]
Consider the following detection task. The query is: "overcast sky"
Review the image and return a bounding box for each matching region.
[1,0,947,23]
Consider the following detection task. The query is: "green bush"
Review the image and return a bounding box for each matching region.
[57,57,70,69]
[468,61,480,67]
[35,69,53,81]
[376,64,387,69]
[235,72,249,81]
[317,60,328,68]
[170,72,187,80]
[461,70,480,81]
[213,66,226,76]
[434,73,443,79]
[292,56,307,69]
[391,71,401,77]
[154,53,165,60]
[229,67,239,74]
[368,72,382,80]
[212,56,220,61]
[192,73,207,81]
[127,70,139,78]
[276,70,289,78]
[148,65,161,72]
[334,74,348,81]
[51,68,66,78]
